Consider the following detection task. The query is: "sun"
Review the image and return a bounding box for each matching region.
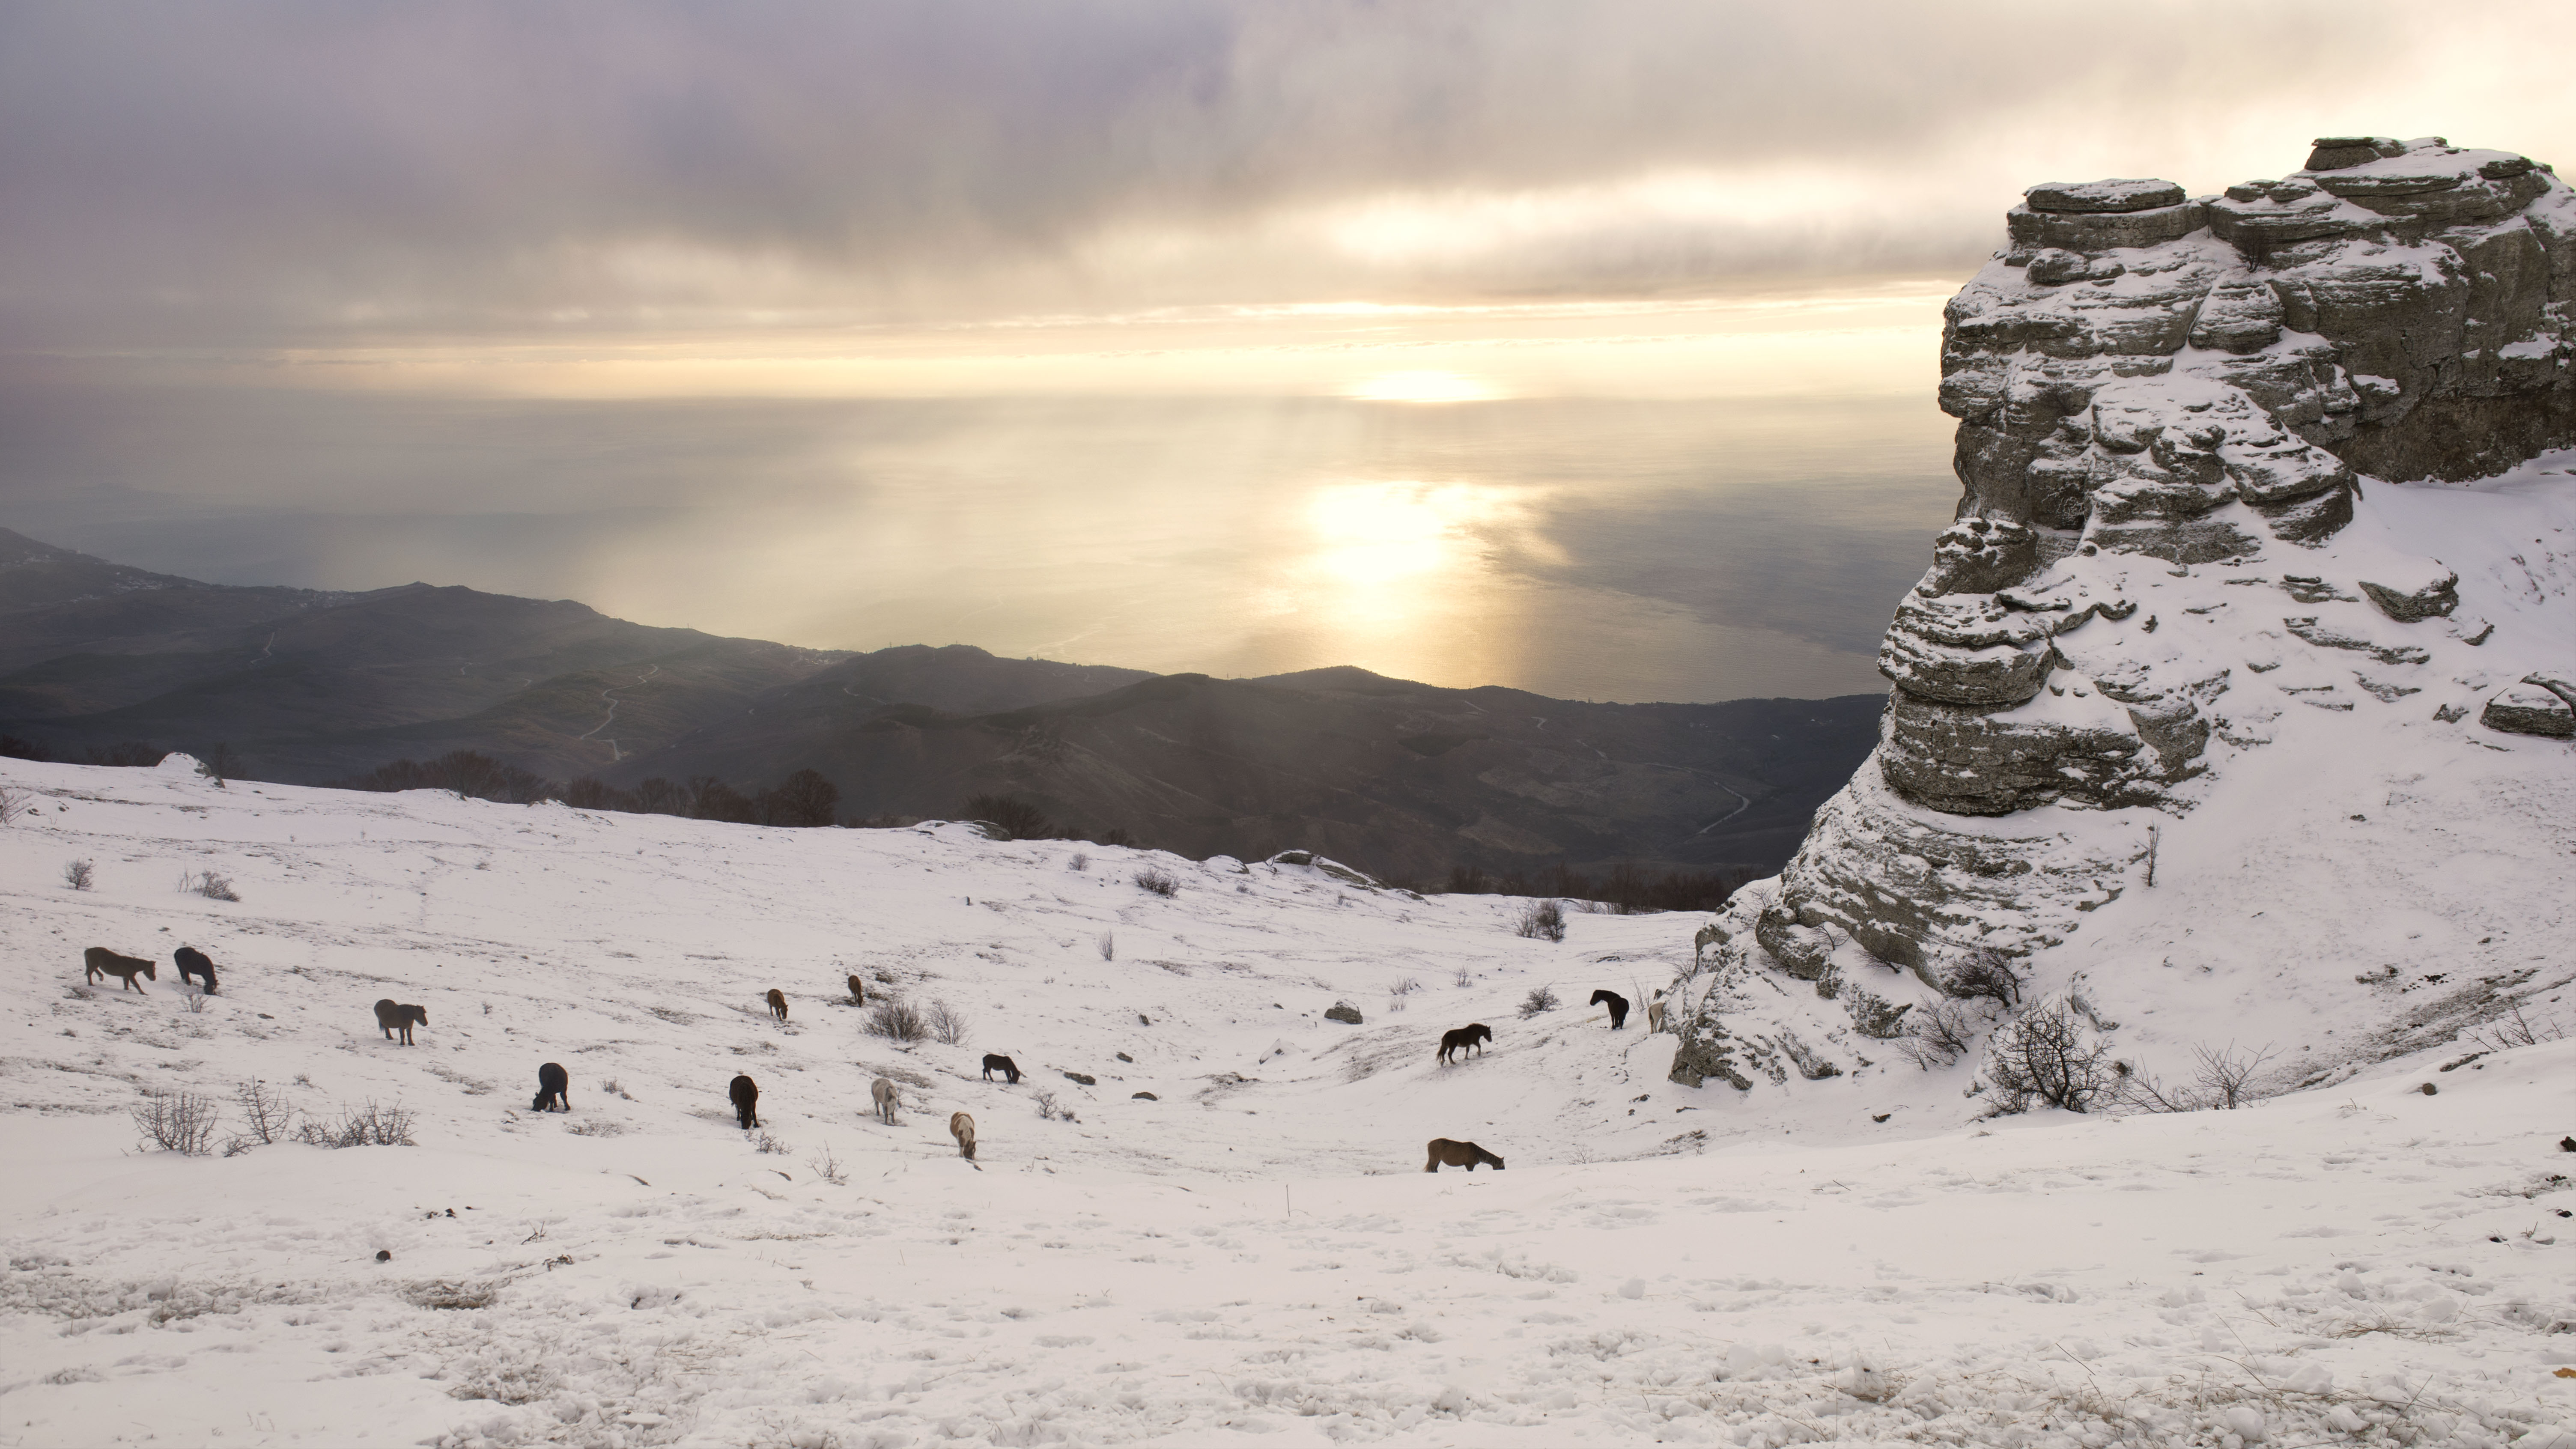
[1344,370,1505,404]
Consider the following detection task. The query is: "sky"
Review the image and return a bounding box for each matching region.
[4,0,2573,701]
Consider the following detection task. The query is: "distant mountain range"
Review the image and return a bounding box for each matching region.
[0,526,1884,880]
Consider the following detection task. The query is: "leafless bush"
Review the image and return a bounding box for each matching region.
[2121,1041,2284,1112]
[1518,984,1560,1018]
[927,998,972,1047]
[232,1079,296,1145]
[179,984,209,1014]
[751,1130,791,1155]
[1133,867,1178,897]
[1984,1002,2111,1113]
[1512,899,1567,942]
[2472,1000,2567,1052]
[1896,999,1985,1070]
[1033,1090,1078,1123]
[0,786,30,825]
[1848,990,1914,1040]
[178,870,239,902]
[809,1142,847,1184]
[1097,930,1115,962]
[131,1090,223,1155]
[295,1100,416,1147]
[1067,852,1088,872]
[1454,966,1473,989]
[63,859,93,891]
[1388,977,1422,1011]
[1944,948,2021,1007]
[865,998,928,1044]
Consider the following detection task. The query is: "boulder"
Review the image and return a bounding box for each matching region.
[1324,1001,1363,1025]
[1918,517,2037,595]
[2024,179,2188,215]
[2358,568,2460,622]
[2481,685,2574,739]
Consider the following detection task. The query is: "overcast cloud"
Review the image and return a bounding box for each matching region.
[7,0,2572,345]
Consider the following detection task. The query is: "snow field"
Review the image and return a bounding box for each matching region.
[0,757,2570,1446]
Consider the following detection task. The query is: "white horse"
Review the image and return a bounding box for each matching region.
[870,1076,899,1124]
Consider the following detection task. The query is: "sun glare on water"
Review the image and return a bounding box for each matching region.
[1306,481,1512,588]
[1344,370,1504,404]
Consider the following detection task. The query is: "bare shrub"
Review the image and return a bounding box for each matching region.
[1133,867,1178,897]
[1512,899,1567,942]
[565,1118,624,1137]
[1388,977,1422,1011]
[1454,966,1473,989]
[178,870,240,902]
[131,1090,222,1155]
[751,1130,791,1155]
[2122,1041,2283,1112]
[809,1142,847,1184]
[295,1100,416,1147]
[1518,984,1560,1019]
[1944,948,2021,1006]
[63,859,94,891]
[232,1079,296,1145]
[1848,990,1914,1040]
[865,998,928,1044]
[1097,930,1115,962]
[1067,852,1089,872]
[179,985,209,1014]
[0,786,30,825]
[2472,1000,2567,1052]
[927,999,972,1048]
[1984,1002,2111,1113]
[1032,1090,1079,1123]
[1896,999,1985,1069]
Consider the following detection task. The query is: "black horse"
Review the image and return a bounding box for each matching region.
[981,1054,1021,1084]
[173,946,218,994]
[1590,990,1630,1029]
[532,1062,569,1112]
[729,1073,760,1130]
[1437,1023,1492,1064]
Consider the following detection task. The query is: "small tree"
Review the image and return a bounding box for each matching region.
[766,769,841,828]
[1512,900,1567,942]
[198,742,240,786]
[964,794,1053,841]
[132,1090,223,1154]
[1984,1002,2111,1113]
[1518,984,1560,1018]
[0,785,28,825]
[866,998,928,1043]
[1944,948,2022,1007]
[927,999,972,1047]
[63,859,94,891]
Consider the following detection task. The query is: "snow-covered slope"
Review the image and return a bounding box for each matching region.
[3,757,2570,1446]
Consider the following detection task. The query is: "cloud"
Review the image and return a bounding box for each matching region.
[6,0,2570,343]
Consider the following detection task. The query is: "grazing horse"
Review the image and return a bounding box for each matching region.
[1424,1139,1506,1172]
[1437,1023,1492,1064]
[846,974,865,1006]
[870,1076,899,1125]
[1590,989,1630,1029]
[729,1073,760,1130]
[373,999,427,1044]
[1645,997,1667,1033]
[84,948,156,993]
[981,1053,1021,1084]
[766,988,789,1022]
[533,1062,570,1112]
[950,1111,977,1160]
[173,946,219,994]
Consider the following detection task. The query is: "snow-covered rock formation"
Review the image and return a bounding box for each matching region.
[1673,137,2576,1092]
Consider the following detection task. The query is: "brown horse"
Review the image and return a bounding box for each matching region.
[766,988,788,1022]
[846,973,865,1006]
[1424,1139,1505,1172]
[1437,1023,1491,1064]
[84,948,156,993]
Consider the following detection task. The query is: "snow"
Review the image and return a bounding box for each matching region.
[3,753,2571,1446]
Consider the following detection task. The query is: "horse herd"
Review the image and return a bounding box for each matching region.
[76,944,1661,1174]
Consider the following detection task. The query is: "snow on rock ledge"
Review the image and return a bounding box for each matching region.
[1674,135,2576,1090]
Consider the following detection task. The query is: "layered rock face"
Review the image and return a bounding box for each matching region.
[1672,137,2576,1089]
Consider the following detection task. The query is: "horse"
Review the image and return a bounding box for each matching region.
[981,1054,1021,1084]
[1645,997,1667,1032]
[83,948,155,993]
[373,999,427,1044]
[1437,1023,1492,1064]
[173,946,218,994]
[766,988,788,1022]
[871,1076,899,1124]
[950,1112,977,1160]
[846,973,865,1005]
[729,1073,760,1129]
[533,1062,569,1112]
[1424,1139,1506,1172]
[1590,989,1629,1029]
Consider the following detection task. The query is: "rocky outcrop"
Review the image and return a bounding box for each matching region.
[1672,136,2576,1088]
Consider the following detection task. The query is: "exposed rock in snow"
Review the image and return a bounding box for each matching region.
[1676,136,2576,1091]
